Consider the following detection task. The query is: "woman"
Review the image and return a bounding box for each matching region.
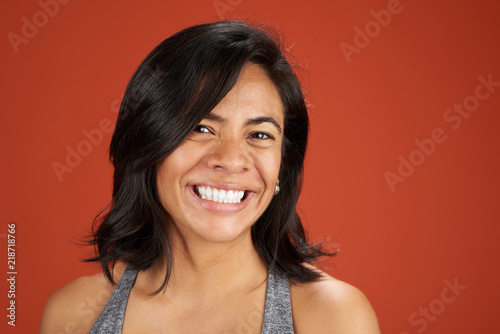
[40,21,380,333]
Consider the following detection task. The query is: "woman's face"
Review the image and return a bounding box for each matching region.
[157,63,284,244]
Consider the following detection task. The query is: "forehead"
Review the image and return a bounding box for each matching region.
[209,63,284,125]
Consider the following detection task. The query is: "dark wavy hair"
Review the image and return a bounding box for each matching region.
[86,20,334,293]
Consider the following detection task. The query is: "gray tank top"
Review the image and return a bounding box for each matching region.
[89,265,294,333]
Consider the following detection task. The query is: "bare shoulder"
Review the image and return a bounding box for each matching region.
[290,264,380,334]
[39,264,126,334]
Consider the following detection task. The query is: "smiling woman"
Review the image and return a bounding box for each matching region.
[40,21,380,333]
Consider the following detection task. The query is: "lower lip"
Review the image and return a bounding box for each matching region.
[188,186,254,213]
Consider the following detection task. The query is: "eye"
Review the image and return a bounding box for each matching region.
[193,125,212,134]
[249,132,275,140]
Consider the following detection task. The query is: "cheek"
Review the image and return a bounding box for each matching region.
[161,145,206,180]
[252,147,282,183]
[156,151,196,202]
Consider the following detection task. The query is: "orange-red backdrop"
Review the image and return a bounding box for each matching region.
[1,0,499,333]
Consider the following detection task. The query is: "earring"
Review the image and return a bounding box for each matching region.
[274,179,280,195]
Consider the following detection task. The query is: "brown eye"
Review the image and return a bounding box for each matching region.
[250,132,274,140]
[194,125,212,134]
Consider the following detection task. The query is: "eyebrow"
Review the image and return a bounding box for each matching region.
[203,114,282,134]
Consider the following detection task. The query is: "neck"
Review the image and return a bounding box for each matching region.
[137,229,268,300]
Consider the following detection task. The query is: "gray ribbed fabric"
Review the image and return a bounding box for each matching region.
[89,265,294,333]
[89,266,137,333]
[261,267,295,333]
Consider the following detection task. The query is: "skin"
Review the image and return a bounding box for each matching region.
[40,64,380,333]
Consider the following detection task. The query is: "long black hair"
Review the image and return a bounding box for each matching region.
[86,20,334,293]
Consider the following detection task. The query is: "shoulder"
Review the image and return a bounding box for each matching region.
[289,264,380,334]
[39,264,126,334]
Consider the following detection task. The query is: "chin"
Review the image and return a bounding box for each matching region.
[188,218,254,244]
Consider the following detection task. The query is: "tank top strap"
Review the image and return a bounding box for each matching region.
[89,266,138,334]
[261,266,295,334]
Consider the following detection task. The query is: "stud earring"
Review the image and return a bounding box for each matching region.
[274,179,280,195]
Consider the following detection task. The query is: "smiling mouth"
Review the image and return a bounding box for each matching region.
[193,185,248,204]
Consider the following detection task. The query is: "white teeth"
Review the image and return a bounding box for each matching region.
[195,186,245,204]
[219,189,225,203]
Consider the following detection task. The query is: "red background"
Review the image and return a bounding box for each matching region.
[1,0,499,333]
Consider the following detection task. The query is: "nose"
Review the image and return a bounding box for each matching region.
[206,137,251,173]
